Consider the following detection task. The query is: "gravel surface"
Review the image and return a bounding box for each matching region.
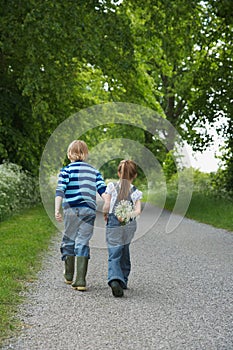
[2,207,233,350]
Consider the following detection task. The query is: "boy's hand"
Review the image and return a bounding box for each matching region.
[55,196,63,222]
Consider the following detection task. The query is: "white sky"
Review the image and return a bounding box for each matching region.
[185,143,221,173]
[181,118,227,173]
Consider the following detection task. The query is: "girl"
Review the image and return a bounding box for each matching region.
[103,160,142,297]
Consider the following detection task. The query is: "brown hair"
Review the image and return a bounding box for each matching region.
[117,160,137,200]
[67,140,88,162]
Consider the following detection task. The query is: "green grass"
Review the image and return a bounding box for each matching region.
[148,191,233,232]
[0,205,56,344]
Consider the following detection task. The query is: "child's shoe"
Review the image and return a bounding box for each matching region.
[110,280,124,297]
[72,256,88,291]
[64,256,75,284]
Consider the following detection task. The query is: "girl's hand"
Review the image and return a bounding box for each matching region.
[55,211,63,222]
[117,216,124,223]
[103,213,108,222]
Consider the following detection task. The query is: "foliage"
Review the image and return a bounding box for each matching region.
[121,1,229,148]
[162,151,177,181]
[0,205,56,343]
[0,0,134,174]
[1,0,233,191]
[216,122,233,196]
[164,167,233,205]
[0,162,40,221]
[211,166,233,200]
[167,168,213,195]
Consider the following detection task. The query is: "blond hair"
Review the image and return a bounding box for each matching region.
[117,160,137,200]
[67,140,88,162]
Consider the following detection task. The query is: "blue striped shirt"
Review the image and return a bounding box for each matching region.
[55,161,106,210]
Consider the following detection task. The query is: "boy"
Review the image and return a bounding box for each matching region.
[55,140,107,291]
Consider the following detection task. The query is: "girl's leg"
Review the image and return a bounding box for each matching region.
[119,220,136,287]
[107,245,126,288]
[120,244,131,288]
[106,214,126,296]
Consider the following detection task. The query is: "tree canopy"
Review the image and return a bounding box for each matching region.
[1,0,233,192]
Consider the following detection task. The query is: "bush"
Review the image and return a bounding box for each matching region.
[166,167,233,199]
[211,168,233,200]
[0,162,41,221]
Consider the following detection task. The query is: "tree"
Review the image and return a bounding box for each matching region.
[0,0,134,173]
[118,1,219,148]
[1,0,233,194]
[206,0,233,192]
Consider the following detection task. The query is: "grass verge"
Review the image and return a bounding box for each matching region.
[0,205,56,344]
[148,191,233,232]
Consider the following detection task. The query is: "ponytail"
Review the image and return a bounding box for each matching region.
[117,160,137,201]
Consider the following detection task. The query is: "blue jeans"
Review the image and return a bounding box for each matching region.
[106,214,137,288]
[60,206,96,260]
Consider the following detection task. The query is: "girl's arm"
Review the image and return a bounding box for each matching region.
[133,200,141,218]
[102,193,111,221]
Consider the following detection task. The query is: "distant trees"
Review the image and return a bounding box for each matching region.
[1,0,232,193]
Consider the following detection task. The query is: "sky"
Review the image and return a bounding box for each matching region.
[181,118,227,173]
[186,144,220,173]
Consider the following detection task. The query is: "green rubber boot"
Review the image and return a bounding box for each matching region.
[72,256,88,291]
[64,256,75,284]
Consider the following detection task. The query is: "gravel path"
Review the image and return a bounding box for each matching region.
[2,206,233,350]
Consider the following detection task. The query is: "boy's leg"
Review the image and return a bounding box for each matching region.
[60,208,79,283]
[61,207,80,260]
[72,256,89,290]
[72,207,96,290]
[64,256,75,284]
[73,207,96,257]
[60,235,75,261]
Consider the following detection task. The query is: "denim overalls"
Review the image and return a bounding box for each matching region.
[106,185,137,288]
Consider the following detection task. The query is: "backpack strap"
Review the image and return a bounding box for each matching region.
[131,185,137,193]
[114,183,136,204]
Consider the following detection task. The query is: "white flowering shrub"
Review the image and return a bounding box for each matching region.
[0,162,41,221]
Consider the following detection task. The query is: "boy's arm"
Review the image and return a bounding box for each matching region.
[55,196,63,222]
[55,167,69,222]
